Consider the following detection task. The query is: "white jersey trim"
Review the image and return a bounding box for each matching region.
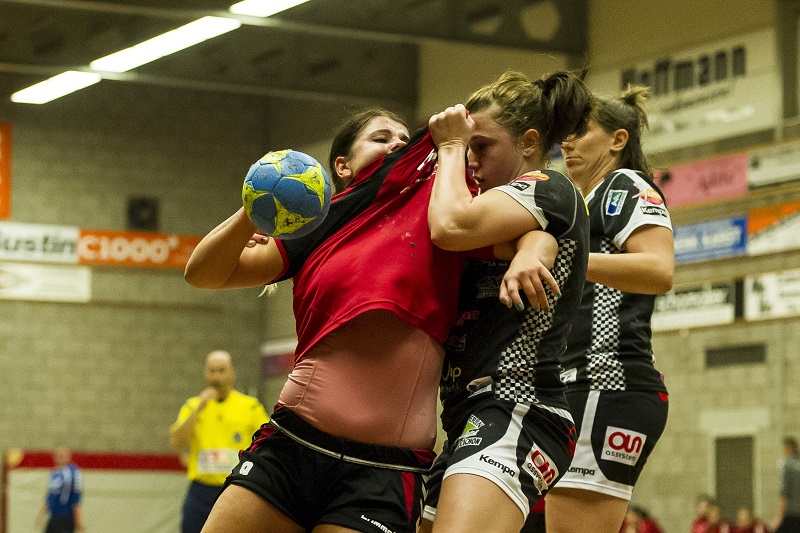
[494,185,549,231]
[605,169,673,250]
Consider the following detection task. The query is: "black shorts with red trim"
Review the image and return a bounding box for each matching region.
[224,406,434,533]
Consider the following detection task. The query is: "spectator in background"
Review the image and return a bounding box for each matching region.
[706,503,733,533]
[621,505,664,533]
[733,507,770,533]
[692,495,716,533]
[35,447,84,533]
[169,350,269,533]
[773,436,800,532]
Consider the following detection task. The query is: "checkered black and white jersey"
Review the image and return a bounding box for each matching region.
[439,169,589,433]
[562,169,672,392]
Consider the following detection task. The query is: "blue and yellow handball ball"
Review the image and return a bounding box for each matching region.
[242,149,331,239]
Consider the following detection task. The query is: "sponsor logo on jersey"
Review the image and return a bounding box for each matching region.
[524,446,559,492]
[479,454,516,477]
[568,466,595,476]
[605,190,627,216]
[455,310,479,325]
[632,186,664,205]
[640,205,668,217]
[602,426,647,466]
[560,367,577,384]
[476,274,501,299]
[442,361,462,382]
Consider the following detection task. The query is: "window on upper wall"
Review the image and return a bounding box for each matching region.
[705,344,766,367]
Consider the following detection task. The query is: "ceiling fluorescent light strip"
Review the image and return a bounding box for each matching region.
[90,16,241,73]
[229,0,311,18]
[11,71,102,104]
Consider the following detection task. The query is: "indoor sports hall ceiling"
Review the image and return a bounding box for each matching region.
[0,0,588,109]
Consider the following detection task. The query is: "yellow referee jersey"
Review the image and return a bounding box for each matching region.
[171,389,269,486]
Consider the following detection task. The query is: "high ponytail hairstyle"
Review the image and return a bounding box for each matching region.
[465,69,592,161]
[593,85,652,177]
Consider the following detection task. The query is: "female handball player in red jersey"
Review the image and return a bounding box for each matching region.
[185,107,557,533]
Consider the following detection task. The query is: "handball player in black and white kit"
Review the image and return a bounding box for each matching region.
[543,86,675,533]
[420,70,593,533]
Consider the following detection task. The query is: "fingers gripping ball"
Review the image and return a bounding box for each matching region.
[242,150,332,239]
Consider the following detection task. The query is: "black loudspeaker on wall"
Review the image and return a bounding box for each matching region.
[127,197,160,231]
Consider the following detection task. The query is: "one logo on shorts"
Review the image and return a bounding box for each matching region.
[239,461,254,475]
[479,454,516,478]
[524,446,559,493]
[602,426,647,466]
[605,190,627,216]
[456,415,484,449]
[568,466,595,476]
[361,515,396,533]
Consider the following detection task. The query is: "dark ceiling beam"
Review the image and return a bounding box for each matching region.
[0,61,401,107]
[0,0,586,56]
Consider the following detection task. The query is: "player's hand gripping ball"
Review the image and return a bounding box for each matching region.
[242,150,331,239]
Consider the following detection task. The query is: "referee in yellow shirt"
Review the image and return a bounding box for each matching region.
[170,350,269,533]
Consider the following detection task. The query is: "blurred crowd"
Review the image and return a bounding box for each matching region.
[690,495,771,533]
[618,495,772,533]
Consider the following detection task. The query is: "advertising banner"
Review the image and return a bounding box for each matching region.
[748,140,800,188]
[652,283,737,331]
[747,201,800,255]
[673,216,747,264]
[0,262,91,302]
[76,229,201,269]
[657,152,748,208]
[745,269,800,320]
[0,221,201,269]
[587,29,779,154]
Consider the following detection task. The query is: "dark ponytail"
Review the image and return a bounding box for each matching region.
[593,85,652,177]
[536,71,593,149]
[465,69,592,161]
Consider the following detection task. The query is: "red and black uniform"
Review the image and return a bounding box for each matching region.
[227,126,475,533]
[272,126,469,362]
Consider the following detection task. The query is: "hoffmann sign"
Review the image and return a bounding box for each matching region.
[0,221,201,269]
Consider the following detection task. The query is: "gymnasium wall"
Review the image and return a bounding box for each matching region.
[0,83,279,457]
[583,1,800,532]
[0,0,796,531]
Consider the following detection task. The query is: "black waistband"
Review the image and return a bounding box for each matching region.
[269,406,434,473]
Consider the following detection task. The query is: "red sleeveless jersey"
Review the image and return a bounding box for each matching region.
[274,127,471,362]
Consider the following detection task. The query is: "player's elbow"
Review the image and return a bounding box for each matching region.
[430,226,469,251]
[648,262,674,294]
[429,215,475,251]
[184,265,223,289]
